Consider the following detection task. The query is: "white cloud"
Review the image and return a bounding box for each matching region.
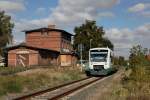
[17,0,119,27]
[0,0,25,12]
[13,0,120,34]
[128,3,150,17]
[135,23,150,37]
[105,23,150,58]
[106,28,134,49]
[106,28,133,40]
[49,0,119,26]
[128,3,146,12]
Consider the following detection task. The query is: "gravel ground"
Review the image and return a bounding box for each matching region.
[63,70,124,100]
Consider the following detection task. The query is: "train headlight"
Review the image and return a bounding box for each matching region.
[82,64,85,67]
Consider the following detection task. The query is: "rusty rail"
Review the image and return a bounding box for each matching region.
[12,77,92,100]
[49,77,102,100]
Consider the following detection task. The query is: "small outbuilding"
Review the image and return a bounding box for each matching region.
[6,43,60,67]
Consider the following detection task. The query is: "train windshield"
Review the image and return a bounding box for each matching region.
[90,50,108,62]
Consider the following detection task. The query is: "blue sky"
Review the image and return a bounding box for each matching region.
[0,0,150,58]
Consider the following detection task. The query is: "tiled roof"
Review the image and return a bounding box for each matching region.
[23,28,74,36]
[5,43,60,53]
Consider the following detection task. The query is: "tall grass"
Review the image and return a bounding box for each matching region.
[0,67,28,75]
[0,76,23,95]
[0,66,55,76]
[0,67,85,98]
[112,66,150,100]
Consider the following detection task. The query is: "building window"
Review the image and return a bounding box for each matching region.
[41,31,48,36]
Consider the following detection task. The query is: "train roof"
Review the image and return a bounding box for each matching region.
[90,47,113,51]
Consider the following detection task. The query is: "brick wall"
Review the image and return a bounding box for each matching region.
[8,53,16,66]
[26,31,62,51]
[26,30,72,52]
[29,53,38,66]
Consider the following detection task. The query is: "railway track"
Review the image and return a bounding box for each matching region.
[12,77,103,100]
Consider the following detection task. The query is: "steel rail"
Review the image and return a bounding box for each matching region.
[12,77,92,100]
[48,77,102,100]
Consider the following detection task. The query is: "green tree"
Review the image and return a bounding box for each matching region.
[0,11,14,55]
[113,56,127,66]
[74,20,113,59]
[129,45,150,68]
[118,56,126,66]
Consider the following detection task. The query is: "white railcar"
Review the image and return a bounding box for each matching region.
[85,47,116,76]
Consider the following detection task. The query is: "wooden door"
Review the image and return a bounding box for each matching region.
[61,55,67,66]
[16,54,29,67]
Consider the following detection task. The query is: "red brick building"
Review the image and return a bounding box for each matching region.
[6,25,78,67]
[25,25,73,52]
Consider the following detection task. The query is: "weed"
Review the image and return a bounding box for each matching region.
[0,67,85,98]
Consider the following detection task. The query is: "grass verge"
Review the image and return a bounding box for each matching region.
[101,66,150,100]
[0,67,86,99]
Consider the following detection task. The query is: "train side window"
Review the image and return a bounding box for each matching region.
[110,53,113,62]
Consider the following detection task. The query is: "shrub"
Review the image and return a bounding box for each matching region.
[129,45,150,68]
[120,65,150,99]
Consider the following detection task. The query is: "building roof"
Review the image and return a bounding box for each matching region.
[5,43,60,53]
[23,28,74,36]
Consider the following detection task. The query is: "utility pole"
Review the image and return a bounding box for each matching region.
[78,44,83,72]
[90,39,93,49]
[80,44,83,66]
